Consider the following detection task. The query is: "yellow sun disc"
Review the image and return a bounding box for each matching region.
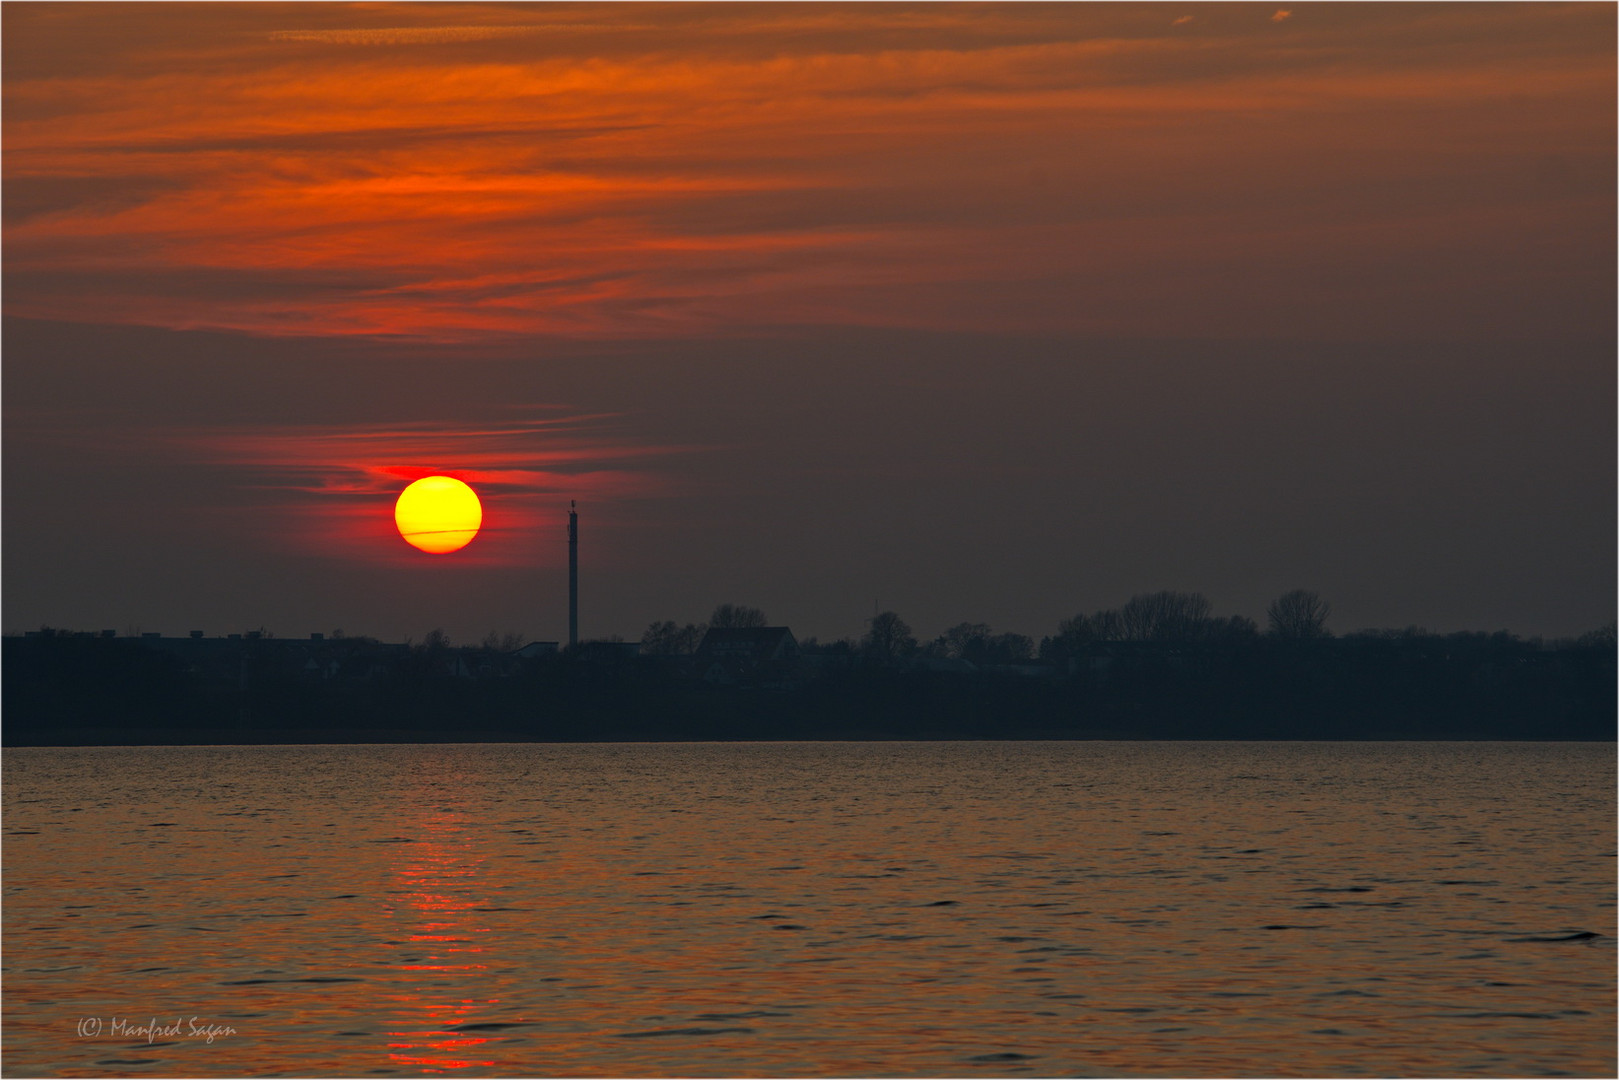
[394,476,482,554]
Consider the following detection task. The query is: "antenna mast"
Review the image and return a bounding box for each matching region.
[568,501,578,648]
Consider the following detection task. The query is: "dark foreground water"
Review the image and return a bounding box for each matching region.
[2,741,1613,1078]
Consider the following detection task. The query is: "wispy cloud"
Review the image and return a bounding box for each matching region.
[4,2,1612,343]
[268,25,544,46]
[179,411,692,565]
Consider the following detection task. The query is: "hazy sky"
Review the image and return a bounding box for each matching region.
[5,2,1614,645]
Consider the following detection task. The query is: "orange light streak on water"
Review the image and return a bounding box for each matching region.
[1,743,1612,1077]
[381,808,501,1073]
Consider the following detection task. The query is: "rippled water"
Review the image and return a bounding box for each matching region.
[2,741,1613,1077]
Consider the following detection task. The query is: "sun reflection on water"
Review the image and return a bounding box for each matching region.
[1,743,1612,1077]
[381,808,501,1073]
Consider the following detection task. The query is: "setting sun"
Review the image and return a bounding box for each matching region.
[394,476,482,554]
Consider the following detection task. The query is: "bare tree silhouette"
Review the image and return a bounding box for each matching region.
[928,622,994,659]
[709,604,769,629]
[641,620,706,655]
[1119,591,1214,641]
[1267,590,1332,640]
[863,611,917,664]
[481,630,527,652]
[927,623,1034,663]
[1577,622,1616,649]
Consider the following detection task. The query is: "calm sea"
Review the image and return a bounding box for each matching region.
[2,742,1613,1078]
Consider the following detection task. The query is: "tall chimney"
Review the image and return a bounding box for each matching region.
[567,500,578,647]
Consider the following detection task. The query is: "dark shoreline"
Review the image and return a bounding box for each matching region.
[8,733,1615,749]
[8,631,1613,748]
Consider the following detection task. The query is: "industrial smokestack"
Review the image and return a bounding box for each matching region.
[567,500,578,647]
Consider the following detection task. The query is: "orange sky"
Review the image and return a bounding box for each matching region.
[6,2,1613,342]
[4,3,1614,642]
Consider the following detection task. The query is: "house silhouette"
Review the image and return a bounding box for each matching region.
[694,626,799,686]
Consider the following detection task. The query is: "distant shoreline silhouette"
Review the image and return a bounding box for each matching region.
[6,593,1613,746]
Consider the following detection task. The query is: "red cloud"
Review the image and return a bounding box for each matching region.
[4,3,1612,344]
[181,411,692,566]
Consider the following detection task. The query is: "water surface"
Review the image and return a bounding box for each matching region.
[3,741,1613,1076]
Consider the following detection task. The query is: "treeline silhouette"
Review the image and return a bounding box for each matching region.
[4,591,1613,746]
